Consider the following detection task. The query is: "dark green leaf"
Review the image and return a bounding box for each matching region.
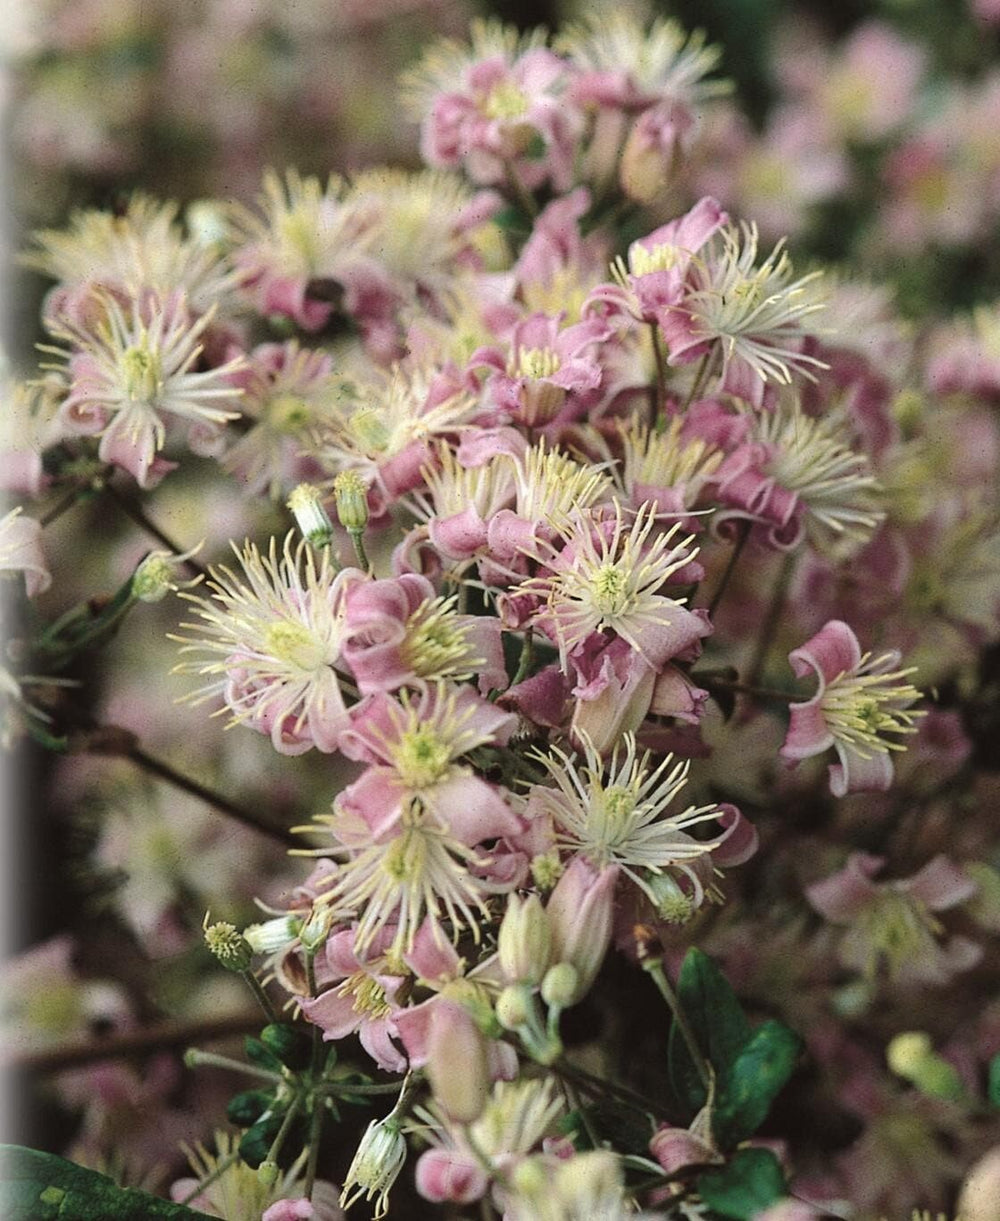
[668,949,751,1116]
[0,1146,215,1220]
[713,1020,803,1149]
[259,1022,312,1071]
[989,1053,1000,1109]
[696,1148,786,1220]
[244,1035,283,1072]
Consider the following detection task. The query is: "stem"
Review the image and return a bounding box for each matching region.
[707,519,751,618]
[303,1098,323,1201]
[318,1081,415,1097]
[640,956,711,1093]
[183,1049,284,1083]
[40,485,87,528]
[694,675,798,704]
[347,528,370,574]
[502,159,538,218]
[648,322,668,425]
[179,1151,241,1206]
[746,550,797,688]
[552,1058,666,1118]
[680,352,711,413]
[2,1014,258,1074]
[265,1096,302,1167]
[106,483,207,579]
[107,733,298,847]
[243,970,280,1025]
[510,628,534,688]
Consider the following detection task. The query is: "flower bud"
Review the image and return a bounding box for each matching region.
[495,984,532,1031]
[132,545,202,602]
[287,484,334,548]
[887,1030,965,1100]
[427,1001,490,1123]
[498,893,552,985]
[243,916,302,955]
[957,1146,1000,1221]
[203,918,253,972]
[333,470,369,533]
[544,858,619,1004]
[415,1148,488,1205]
[649,1124,721,1175]
[257,1160,280,1188]
[540,963,578,1009]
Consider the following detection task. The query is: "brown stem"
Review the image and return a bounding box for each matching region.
[707,519,752,618]
[747,550,797,688]
[3,1013,257,1074]
[72,724,299,847]
[105,483,207,580]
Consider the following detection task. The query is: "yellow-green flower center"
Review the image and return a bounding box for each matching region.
[122,343,161,401]
[269,394,311,433]
[590,563,632,617]
[515,347,561,380]
[394,726,454,788]
[483,80,529,120]
[402,599,477,680]
[630,242,678,277]
[264,620,328,671]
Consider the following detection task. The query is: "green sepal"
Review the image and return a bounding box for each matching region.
[713,1020,802,1149]
[667,949,751,1116]
[696,1147,786,1219]
[244,1035,283,1073]
[0,1145,215,1219]
[988,1053,1000,1108]
[237,1112,282,1169]
[259,1023,313,1071]
[226,1089,275,1129]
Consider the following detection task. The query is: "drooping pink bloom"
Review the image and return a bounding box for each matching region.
[780,620,924,796]
[0,507,51,598]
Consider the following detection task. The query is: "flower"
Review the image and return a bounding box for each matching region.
[340,1115,407,1220]
[0,507,51,599]
[780,619,924,795]
[49,292,244,487]
[172,533,357,754]
[660,221,827,386]
[517,501,701,668]
[528,732,734,910]
[806,852,980,983]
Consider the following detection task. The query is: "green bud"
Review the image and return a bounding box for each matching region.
[333,470,369,533]
[287,484,334,548]
[257,1160,280,1187]
[495,984,532,1031]
[244,1035,284,1073]
[498,893,552,985]
[204,919,254,972]
[541,962,579,1009]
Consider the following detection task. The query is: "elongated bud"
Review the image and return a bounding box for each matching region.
[495,984,532,1031]
[204,917,253,972]
[498,893,552,985]
[287,483,334,548]
[333,470,369,533]
[132,544,202,602]
[257,1160,280,1187]
[887,1031,965,1100]
[427,1001,490,1123]
[545,858,619,1004]
[243,915,302,955]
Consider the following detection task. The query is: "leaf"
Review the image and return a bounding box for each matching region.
[0,1146,215,1220]
[668,948,752,1116]
[696,1148,786,1220]
[989,1053,1000,1109]
[713,1020,803,1149]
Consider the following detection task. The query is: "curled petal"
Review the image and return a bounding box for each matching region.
[788,619,862,685]
[805,852,884,924]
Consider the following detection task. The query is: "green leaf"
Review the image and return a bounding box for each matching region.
[989,1053,1000,1109]
[668,949,752,1116]
[696,1148,786,1220]
[713,1020,803,1149]
[0,1146,215,1220]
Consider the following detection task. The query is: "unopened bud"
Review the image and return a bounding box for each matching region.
[287,484,334,548]
[333,470,369,533]
[540,962,578,1009]
[299,905,333,954]
[257,1160,280,1187]
[498,893,552,985]
[427,1001,490,1123]
[545,858,618,1005]
[495,984,532,1031]
[887,1031,965,1101]
[887,1031,933,1079]
[243,915,302,955]
[204,917,253,972]
[341,1117,406,1218]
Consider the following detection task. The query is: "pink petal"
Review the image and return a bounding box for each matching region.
[789,620,862,684]
[829,742,894,796]
[780,702,834,762]
[902,855,977,911]
[431,773,522,843]
[805,853,884,923]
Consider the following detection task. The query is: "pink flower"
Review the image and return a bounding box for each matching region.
[780,620,923,796]
[806,852,981,984]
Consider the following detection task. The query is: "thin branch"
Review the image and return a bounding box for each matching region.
[3,1014,257,1075]
[105,482,207,580]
